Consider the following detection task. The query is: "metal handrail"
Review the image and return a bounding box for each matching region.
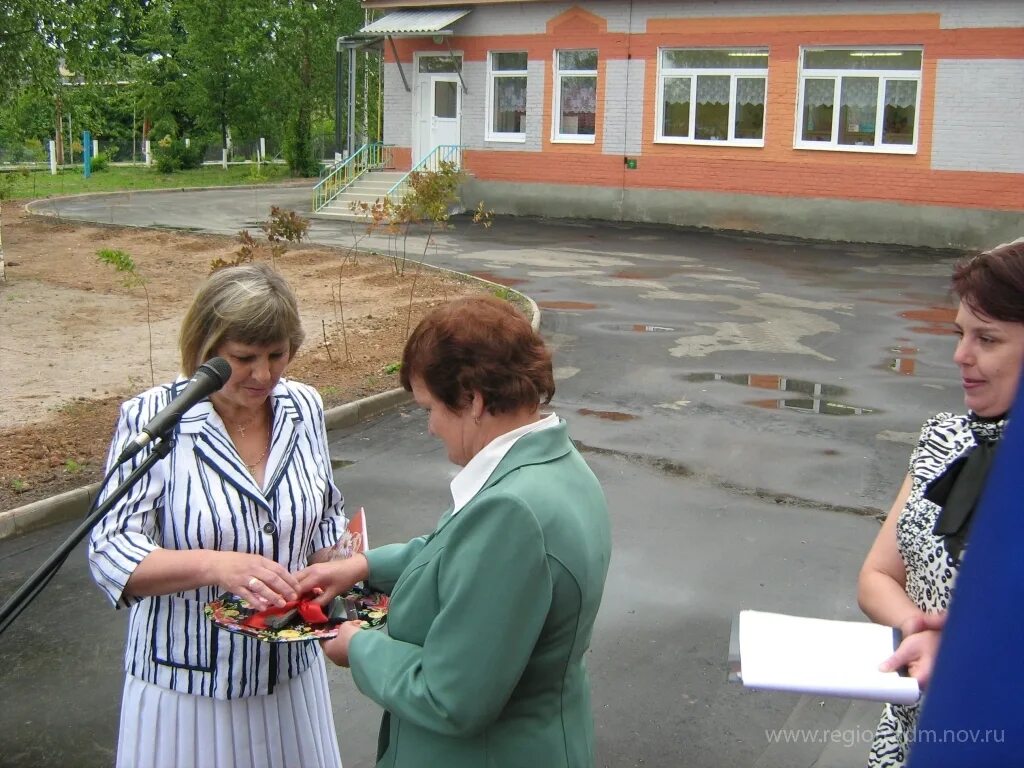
[386,144,463,199]
[312,142,395,212]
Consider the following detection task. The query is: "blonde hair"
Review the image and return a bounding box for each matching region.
[178,263,305,376]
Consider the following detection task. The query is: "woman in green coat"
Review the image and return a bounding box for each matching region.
[299,295,612,767]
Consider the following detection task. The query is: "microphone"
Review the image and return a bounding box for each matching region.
[116,357,233,465]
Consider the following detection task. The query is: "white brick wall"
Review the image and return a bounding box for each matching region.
[382,62,411,147]
[602,58,646,156]
[460,60,545,152]
[931,60,1024,174]
[447,0,1024,34]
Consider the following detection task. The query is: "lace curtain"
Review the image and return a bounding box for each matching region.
[805,77,917,109]
[736,78,765,106]
[885,80,917,108]
[495,77,527,111]
[696,75,730,106]
[561,76,596,113]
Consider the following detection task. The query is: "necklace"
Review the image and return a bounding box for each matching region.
[230,412,261,438]
[244,446,269,473]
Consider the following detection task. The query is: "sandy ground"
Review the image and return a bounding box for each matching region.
[0,202,486,510]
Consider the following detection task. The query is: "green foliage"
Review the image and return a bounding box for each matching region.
[383,362,401,375]
[97,248,142,288]
[89,151,109,172]
[10,478,29,493]
[1,163,291,199]
[284,112,318,177]
[153,135,205,174]
[64,458,84,474]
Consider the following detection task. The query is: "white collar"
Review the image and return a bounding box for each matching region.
[449,413,559,516]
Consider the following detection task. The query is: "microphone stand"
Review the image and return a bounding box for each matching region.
[0,437,174,637]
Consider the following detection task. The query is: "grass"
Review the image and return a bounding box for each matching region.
[0,162,301,200]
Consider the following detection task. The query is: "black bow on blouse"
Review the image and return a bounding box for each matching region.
[926,416,1005,563]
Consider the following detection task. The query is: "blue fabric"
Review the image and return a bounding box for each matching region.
[909,377,1024,766]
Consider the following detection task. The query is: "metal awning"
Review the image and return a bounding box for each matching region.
[360,8,471,38]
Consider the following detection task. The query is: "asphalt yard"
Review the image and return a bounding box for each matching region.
[1,188,968,767]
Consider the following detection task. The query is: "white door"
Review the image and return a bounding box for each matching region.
[414,59,462,166]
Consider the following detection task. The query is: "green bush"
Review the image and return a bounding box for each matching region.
[89,152,109,172]
[23,138,46,163]
[153,136,208,174]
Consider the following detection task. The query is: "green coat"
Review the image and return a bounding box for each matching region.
[349,420,611,767]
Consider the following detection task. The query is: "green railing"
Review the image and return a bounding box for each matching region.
[312,143,395,212]
[386,144,463,199]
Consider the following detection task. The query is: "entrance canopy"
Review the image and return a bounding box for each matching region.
[359,8,471,38]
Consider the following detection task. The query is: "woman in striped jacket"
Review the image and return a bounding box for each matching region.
[89,263,346,768]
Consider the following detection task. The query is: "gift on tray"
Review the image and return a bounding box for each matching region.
[204,507,386,642]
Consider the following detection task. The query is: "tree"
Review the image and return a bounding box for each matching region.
[263,0,363,175]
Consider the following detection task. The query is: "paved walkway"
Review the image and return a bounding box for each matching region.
[1,186,966,766]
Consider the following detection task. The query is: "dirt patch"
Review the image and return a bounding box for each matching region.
[0,202,490,511]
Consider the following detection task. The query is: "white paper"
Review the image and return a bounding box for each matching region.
[738,610,920,705]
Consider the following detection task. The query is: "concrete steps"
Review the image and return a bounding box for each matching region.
[314,169,407,221]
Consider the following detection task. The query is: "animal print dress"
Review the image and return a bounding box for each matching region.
[868,412,1006,767]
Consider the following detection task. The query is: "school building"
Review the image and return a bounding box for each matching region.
[355,0,1024,249]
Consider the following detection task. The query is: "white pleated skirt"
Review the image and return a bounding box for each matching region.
[116,658,342,768]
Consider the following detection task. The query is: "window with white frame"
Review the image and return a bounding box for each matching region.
[553,49,598,142]
[656,49,768,145]
[796,48,922,152]
[487,52,527,141]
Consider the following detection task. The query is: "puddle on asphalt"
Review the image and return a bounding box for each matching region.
[577,408,638,422]
[686,372,877,416]
[887,345,918,376]
[538,301,599,310]
[900,307,957,336]
[331,459,355,470]
[469,271,526,286]
[611,266,686,279]
[745,398,876,416]
[602,323,677,333]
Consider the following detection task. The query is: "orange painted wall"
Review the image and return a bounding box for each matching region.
[385,9,1024,212]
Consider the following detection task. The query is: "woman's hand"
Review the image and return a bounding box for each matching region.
[320,621,363,667]
[208,551,301,609]
[879,612,948,690]
[296,553,370,605]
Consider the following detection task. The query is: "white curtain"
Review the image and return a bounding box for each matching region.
[495,78,527,111]
[736,77,765,106]
[840,77,879,109]
[663,77,691,105]
[803,78,835,108]
[561,76,596,113]
[696,75,730,106]
[885,80,917,108]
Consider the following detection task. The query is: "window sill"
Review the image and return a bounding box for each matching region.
[655,138,765,148]
[485,134,527,144]
[551,136,596,144]
[793,142,917,155]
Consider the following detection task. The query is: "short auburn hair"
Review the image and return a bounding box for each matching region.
[178,263,305,376]
[952,240,1024,324]
[400,295,554,414]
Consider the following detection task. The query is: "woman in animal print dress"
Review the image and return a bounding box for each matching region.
[857,240,1024,767]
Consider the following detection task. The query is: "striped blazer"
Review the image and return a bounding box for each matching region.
[88,378,346,699]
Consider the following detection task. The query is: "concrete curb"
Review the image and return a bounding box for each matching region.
[22,180,313,216]
[0,268,541,540]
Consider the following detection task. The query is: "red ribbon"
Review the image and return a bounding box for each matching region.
[241,593,329,630]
